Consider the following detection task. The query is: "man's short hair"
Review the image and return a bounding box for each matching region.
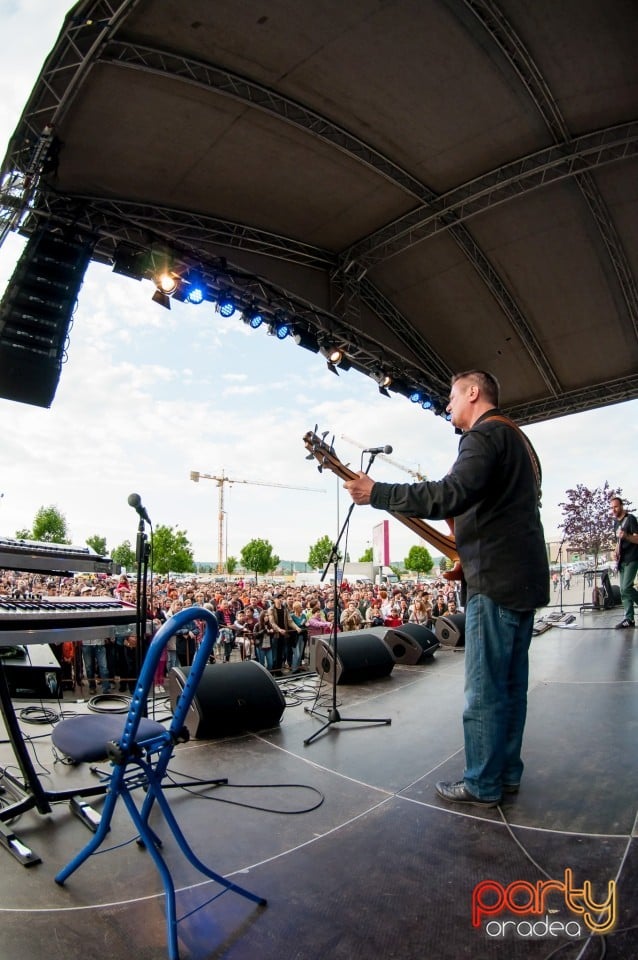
[452,369,500,406]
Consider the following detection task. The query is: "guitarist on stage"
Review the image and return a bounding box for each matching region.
[610,495,638,629]
[344,370,549,808]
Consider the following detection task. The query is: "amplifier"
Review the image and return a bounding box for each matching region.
[0,644,62,699]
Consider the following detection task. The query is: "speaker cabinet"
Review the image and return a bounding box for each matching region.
[0,228,92,407]
[435,613,466,648]
[384,622,439,663]
[0,644,62,699]
[167,660,286,738]
[313,632,395,684]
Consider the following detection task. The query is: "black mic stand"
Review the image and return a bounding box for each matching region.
[132,518,151,715]
[304,451,391,746]
[553,536,566,614]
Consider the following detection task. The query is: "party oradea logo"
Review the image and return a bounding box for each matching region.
[472,868,616,940]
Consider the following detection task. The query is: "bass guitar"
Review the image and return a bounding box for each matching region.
[303,429,461,577]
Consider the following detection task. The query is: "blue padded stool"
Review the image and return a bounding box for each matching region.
[53,607,266,960]
[52,713,166,763]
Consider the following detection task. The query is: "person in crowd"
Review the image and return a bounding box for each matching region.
[431,593,448,620]
[610,494,638,629]
[340,599,363,632]
[175,598,200,666]
[81,634,111,695]
[290,600,308,672]
[409,597,432,627]
[253,607,275,670]
[344,369,549,808]
[231,609,252,660]
[365,601,385,627]
[269,593,299,672]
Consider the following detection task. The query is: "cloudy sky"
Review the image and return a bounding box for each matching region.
[0,2,636,569]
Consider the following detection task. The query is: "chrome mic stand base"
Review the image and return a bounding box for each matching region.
[303,449,392,747]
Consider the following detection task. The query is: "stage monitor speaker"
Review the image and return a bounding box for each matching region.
[0,228,92,407]
[384,622,439,663]
[314,632,395,684]
[435,613,466,648]
[167,660,286,738]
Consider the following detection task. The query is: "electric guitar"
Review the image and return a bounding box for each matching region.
[303,429,461,576]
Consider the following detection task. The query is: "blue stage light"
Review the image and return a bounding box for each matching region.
[242,307,264,328]
[275,322,290,339]
[421,397,433,410]
[409,391,421,403]
[186,283,205,304]
[217,293,236,317]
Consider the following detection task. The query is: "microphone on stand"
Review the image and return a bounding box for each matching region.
[127,492,151,525]
[363,445,393,455]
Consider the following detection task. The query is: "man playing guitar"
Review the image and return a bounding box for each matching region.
[610,495,638,629]
[343,370,549,809]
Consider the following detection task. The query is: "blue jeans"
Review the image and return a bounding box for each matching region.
[82,644,111,692]
[618,561,638,620]
[463,594,534,801]
[256,645,273,670]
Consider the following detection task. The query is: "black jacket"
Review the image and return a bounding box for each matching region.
[370,410,549,611]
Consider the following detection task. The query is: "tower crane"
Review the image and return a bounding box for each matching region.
[190,470,323,572]
[339,435,426,481]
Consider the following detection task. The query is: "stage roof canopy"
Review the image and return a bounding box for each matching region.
[2,0,638,422]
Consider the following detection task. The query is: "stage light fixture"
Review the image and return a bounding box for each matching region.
[319,342,345,365]
[217,292,236,317]
[373,370,393,389]
[152,288,171,309]
[421,397,434,410]
[185,277,206,304]
[268,320,291,339]
[409,391,422,403]
[293,329,320,353]
[157,272,178,295]
[242,306,264,329]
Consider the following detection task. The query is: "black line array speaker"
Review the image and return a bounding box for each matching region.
[167,660,286,738]
[435,613,466,648]
[0,228,92,407]
[383,622,440,663]
[313,631,395,684]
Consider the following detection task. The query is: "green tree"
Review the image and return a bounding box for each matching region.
[152,525,195,575]
[111,540,136,571]
[241,538,280,582]
[226,556,238,575]
[86,534,107,556]
[559,482,631,566]
[24,505,70,543]
[359,546,373,562]
[15,528,31,540]
[308,534,337,569]
[404,544,434,579]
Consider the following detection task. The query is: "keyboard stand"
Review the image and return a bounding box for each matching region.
[0,662,107,865]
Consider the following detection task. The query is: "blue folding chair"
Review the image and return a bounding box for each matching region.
[53,606,266,960]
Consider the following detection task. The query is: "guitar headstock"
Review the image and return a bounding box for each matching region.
[303,428,355,481]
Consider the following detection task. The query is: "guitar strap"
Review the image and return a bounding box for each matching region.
[482,414,542,503]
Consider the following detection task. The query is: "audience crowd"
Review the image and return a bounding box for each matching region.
[0,569,462,694]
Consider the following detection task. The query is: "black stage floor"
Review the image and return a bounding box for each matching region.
[1,605,637,960]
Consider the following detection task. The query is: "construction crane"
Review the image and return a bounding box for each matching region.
[340,435,426,481]
[190,470,323,572]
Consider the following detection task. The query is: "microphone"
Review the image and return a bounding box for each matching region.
[363,445,393,455]
[127,492,151,525]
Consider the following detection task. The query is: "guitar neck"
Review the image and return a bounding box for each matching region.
[303,431,458,562]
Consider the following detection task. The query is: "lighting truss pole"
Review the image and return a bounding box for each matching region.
[190,470,323,573]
